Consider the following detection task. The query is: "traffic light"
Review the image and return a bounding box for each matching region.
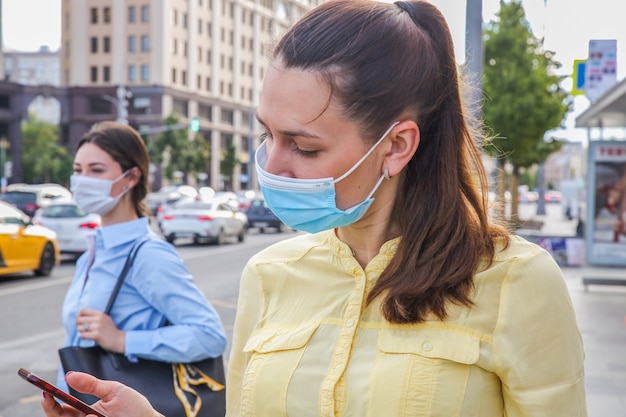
[189,117,200,132]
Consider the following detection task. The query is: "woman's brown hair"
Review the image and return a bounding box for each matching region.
[76,121,150,218]
[274,0,509,323]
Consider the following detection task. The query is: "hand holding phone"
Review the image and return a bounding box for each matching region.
[18,368,108,417]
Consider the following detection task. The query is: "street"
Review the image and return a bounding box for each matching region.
[1,206,624,416]
[0,229,294,417]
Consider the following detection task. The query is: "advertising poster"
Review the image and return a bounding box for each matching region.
[585,39,617,103]
[586,141,626,266]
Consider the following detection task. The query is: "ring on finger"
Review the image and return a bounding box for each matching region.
[80,323,90,332]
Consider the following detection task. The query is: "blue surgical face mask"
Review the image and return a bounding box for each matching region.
[255,122,399,233]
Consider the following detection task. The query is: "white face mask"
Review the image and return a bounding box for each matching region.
[70,171,130,215]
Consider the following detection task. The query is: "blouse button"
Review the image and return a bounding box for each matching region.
[345,319,355,327]
[422,342,433,352]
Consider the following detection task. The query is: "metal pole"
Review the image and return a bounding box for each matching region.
[465,0,484,120]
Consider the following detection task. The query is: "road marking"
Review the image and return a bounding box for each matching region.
[0,328,65,350]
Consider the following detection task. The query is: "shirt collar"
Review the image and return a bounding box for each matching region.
[97,217,151,250]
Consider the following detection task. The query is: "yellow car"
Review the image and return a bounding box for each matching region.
[0,200,60,277]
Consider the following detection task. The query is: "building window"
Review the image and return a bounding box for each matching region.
[128,65,136,82]
[128,35,136,52]
[103,36,111,53]
[221,109,234,124]
[182,70,187,86]
[198,18,202,34]
[90,37,98,53]
[90,66,98,82]
[197,75,202,89]
[206,77,211,91]
[141,35,149,52]
[198,47,202,62]
[173,9,178,26]
[128,6,136,22]
[207,50,211,63]
[141,5,149,22]
[141,65,149,82]
[103,7,111,23]
[172,68,177,83]
[90,7,98,23]
[182,13,188,28]
[172,39,177,55]
[103,66,111,82]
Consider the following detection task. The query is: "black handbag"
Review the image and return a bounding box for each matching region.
[58,239,226,417]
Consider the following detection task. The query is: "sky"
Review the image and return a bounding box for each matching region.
[2,0,625,141]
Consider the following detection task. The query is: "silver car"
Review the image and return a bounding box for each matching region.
[32,200,101,257]
[160,198,247,245]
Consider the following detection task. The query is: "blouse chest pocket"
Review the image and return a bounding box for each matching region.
[370,329,482,417]
[240,324,320,416]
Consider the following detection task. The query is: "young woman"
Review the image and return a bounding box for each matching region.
[43,2,586,416]
[55,121,226,395]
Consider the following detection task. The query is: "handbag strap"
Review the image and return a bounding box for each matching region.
[103,237,151,315]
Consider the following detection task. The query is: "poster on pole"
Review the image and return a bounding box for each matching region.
[586,141,626,266]
[585,39,617,103]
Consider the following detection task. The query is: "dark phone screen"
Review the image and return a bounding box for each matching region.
[17,368,107,417]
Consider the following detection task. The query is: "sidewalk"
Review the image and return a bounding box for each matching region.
[517,209,626,416]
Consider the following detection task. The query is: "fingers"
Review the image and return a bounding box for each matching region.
[41,391,82,417]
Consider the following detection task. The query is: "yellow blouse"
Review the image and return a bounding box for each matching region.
[226,231,586,417]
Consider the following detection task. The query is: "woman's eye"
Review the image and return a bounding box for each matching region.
[260,132,272,141]
[293,148,319,158]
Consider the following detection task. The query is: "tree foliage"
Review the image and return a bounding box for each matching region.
[21,114,73,185]
[220,142,239,191]
[152,114,210,183]
[482,0,571,218]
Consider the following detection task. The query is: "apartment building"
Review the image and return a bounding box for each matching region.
[61,0,322,190]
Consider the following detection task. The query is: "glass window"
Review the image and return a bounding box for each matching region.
[141,5,149,22]
[103,36,111,53]
[103,7,111,23]
[128,35,136,52]
[103,66,110,82]
[128,6,136,22]
[128,65,136,82]
[90,66,98,82]
[90,7,98,23]
[141,65,149,82]
[90,37,98,53]
[141,35,149,52]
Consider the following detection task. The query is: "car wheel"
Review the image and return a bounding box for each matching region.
[214,230,225,245]
[35,243,55,277]
[238,228,246,243]
[166,235,176,244]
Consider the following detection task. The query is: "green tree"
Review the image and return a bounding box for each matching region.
[152,114,211,185]
[21,114,73,185]
[220,142,239,191]
[482,0,570,221]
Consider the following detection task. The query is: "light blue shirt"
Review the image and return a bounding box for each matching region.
[57,217,226,391]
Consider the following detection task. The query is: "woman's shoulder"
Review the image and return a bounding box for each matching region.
[248,231,329,264]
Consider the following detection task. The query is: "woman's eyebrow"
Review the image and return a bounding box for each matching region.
[255,114,321,139]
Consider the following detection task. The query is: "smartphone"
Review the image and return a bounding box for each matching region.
[18,368,108,417]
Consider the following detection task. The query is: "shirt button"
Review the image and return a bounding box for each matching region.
[345,319,355,327]
[422,342,433,352]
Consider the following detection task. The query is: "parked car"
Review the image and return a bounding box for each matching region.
[0,201,60,277]
[544,190,562,203]
[146,185,198,216]
[32,199,101,257]
[160,198,247,245]
[0,183,72,217]
[518,190,539,203]
[245,198,287,233]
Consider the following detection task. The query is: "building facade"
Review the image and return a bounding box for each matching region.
[60,0,322,191]
[3,47,62,124]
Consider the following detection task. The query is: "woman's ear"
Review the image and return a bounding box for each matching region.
[126,166,142,189]
[384,120,420,178]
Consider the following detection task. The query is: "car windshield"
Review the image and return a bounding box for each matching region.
[1,191,37,204]
[40,204,86,218]
[174,202,214,210]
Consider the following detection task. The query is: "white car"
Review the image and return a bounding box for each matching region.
[160,198,247,245]
[32,200,101,257]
